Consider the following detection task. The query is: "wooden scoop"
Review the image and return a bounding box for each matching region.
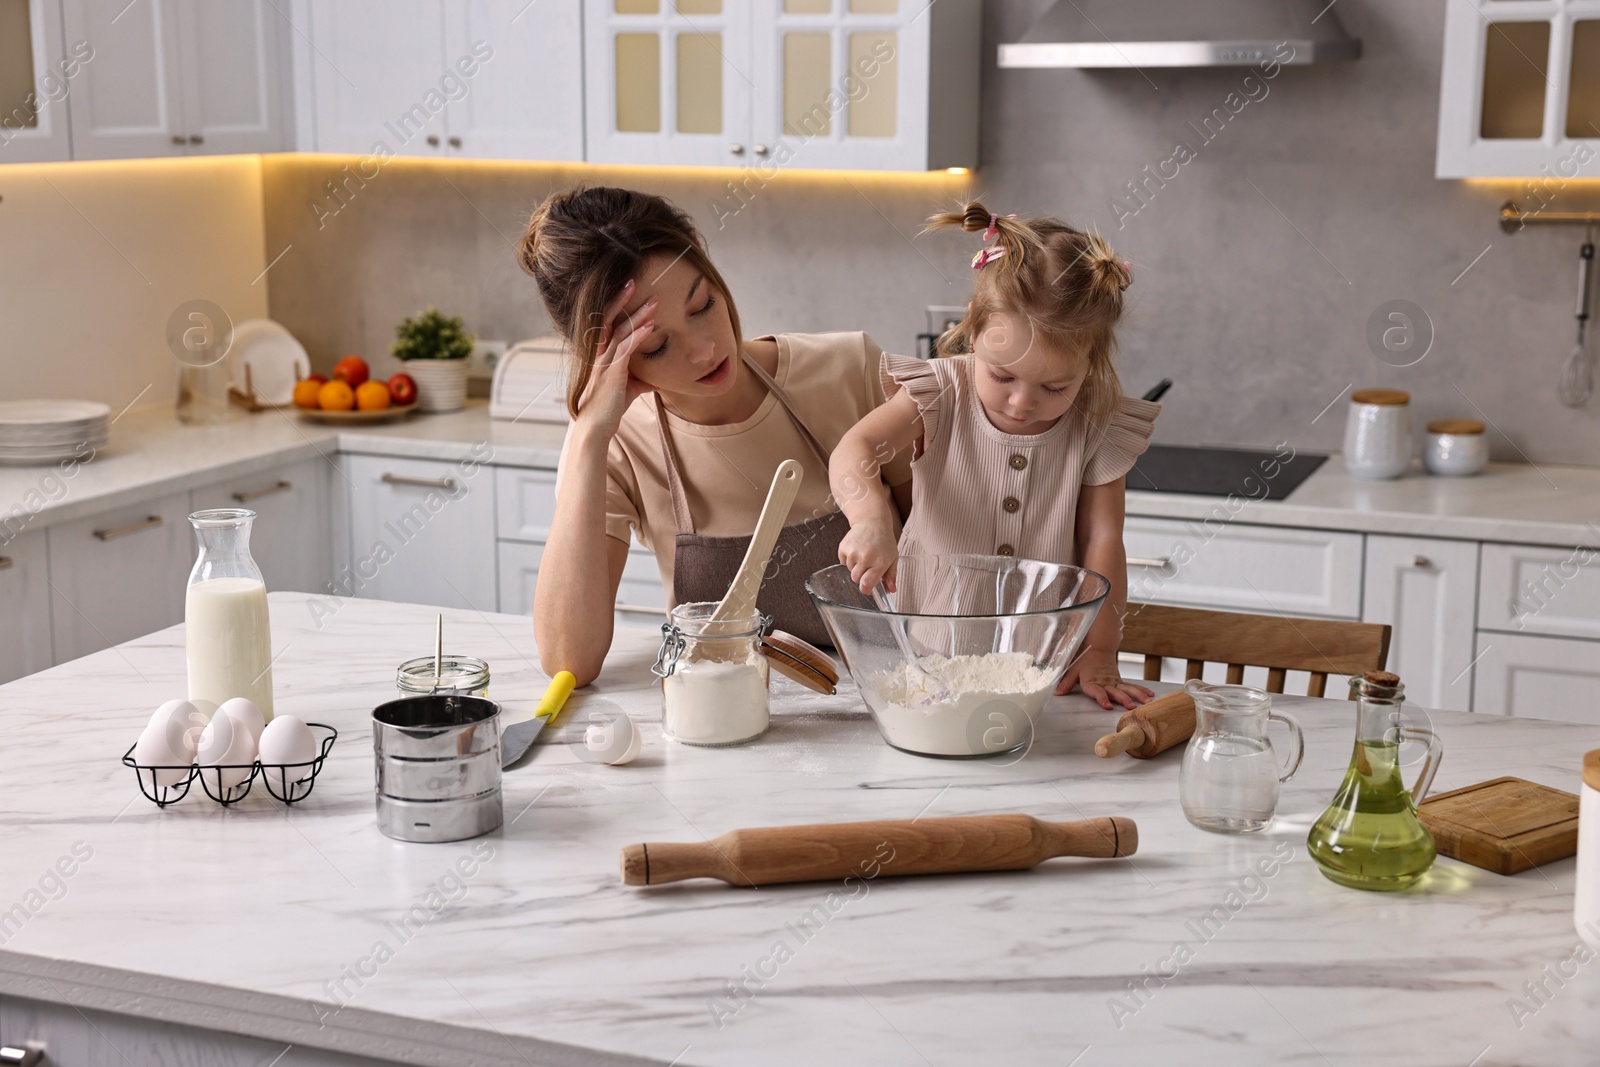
[620,813,1137,887]
[705,459,803,635]
[1094,689,1197,759]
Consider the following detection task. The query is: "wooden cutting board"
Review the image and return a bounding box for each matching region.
[1418,777,1580,875]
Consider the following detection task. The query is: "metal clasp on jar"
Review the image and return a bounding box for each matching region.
[651,612,772,679]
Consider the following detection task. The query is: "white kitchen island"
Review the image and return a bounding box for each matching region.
[1,593,1597,1066]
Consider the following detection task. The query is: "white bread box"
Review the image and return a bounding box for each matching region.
[490,337,569,423]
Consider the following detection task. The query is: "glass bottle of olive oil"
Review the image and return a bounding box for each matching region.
[1307,671,1444,891]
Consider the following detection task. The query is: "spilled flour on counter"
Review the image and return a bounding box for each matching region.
[864,652,1055,757]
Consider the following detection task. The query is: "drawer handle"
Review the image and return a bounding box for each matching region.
[0,557,12,571]
[615,603,667,616]
[382,473,458,492]
[93,515,163,541]
[1412,555,1431,568]
[1,1041,45,1066]
[1128,556,1172,569]
[233,480,292,504]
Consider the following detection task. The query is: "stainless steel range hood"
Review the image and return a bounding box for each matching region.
[998,0,1361,69]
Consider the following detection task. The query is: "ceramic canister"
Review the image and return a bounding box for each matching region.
[1343,389,1413,480]
[1578,749,1600,951]
[1424,419,1489,476]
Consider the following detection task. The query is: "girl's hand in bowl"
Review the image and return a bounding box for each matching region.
[839,521,899,595]
[1058,650,1153,710]
[576,280,658,439]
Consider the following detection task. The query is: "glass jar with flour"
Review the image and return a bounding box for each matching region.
[652,602,770,746]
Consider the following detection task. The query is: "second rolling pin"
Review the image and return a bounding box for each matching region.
[620,813,1137,887]
[1094,690,1197,759]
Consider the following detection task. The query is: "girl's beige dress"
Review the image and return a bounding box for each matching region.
[883,353,1161,563]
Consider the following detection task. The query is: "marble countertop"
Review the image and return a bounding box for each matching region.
[1,593,1597,1066]
[2,400,1596,546]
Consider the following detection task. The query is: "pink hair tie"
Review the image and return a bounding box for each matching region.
[982,213,1017,241]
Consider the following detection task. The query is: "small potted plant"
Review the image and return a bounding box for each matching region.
[392,307,474,413]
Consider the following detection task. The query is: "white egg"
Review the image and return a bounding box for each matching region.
[584,712,640,766]
[219,697,266,745]
[133,723,194,788]
[143,698,207,763]
[258,715,318,783]
[197,707,257,790]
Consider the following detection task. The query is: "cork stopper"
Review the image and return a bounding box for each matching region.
[1357,670,1403,700]
[1351,388,1410,406]
[1585,749,1600,793]
[1426,418,1485,435]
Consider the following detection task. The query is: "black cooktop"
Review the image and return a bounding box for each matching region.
[1127,445,1327,500]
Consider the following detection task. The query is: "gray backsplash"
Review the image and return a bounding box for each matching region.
[262,0,1600,467]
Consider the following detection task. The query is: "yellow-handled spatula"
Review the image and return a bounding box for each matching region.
[502,670,576,768]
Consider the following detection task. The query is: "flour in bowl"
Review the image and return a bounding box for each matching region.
[864,652,1056,757]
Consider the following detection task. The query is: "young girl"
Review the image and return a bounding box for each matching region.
[829,201,1160,711]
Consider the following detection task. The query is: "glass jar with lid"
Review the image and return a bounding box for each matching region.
[397,655,490,700]
[652,602,770,746]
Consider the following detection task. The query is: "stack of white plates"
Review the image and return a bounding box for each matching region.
[0,400,111,466]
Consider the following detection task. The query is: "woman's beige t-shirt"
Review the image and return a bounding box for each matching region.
[558,332,905,599]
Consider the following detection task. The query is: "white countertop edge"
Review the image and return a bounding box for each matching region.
[0,952,658,1067]
[332,430,564,470]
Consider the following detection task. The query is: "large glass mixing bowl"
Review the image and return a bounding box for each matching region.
[806,555,1109,758]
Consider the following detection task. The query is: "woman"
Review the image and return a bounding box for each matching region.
[518,186,910,685]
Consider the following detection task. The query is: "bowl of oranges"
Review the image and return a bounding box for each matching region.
[294,356,420,423]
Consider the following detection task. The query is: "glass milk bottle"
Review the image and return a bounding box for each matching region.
[186,509,274,719]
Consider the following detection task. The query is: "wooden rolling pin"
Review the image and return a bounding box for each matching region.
[1094,689,1196,759]
[620,813,1137,887]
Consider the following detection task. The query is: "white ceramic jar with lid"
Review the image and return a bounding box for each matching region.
[1343,389,1413,479]
[1578,749,1600,951]
[1424,418,1488,476]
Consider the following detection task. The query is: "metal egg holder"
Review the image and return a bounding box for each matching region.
[121,724,338,808]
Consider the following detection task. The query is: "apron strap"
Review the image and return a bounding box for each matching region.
[655,346,833,537]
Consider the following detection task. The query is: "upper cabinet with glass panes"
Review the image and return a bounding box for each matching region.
[1437,0,1600,177]
[1,0,75,162]
[584,0,981,171]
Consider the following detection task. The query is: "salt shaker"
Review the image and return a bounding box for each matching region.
[1579,749,1600,950]
[1343,389,1412,479]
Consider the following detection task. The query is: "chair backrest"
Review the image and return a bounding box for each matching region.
[1118,602,1391,698]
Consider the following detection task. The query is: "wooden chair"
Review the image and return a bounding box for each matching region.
[1118,601,1391,698]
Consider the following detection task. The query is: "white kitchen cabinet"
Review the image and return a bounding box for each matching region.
[1436,0,1600,178]
[61,0,289,159]
[1471,631,1600,724]
[1,992,408,1067]
[584,0,980,171]
[0,528,53,683]
[344,454,496,611]
[498,539,666,630]
[46,489,191,663]
[0,0,76,162]
[1479,539,1600,640]
[494,465,558,542]
[189,457,331,594]
[1122,516,1365,619]
[1362,535,1480,712]
[297,0,582,159]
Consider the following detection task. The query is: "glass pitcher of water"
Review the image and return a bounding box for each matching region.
[1180,680,1305,834]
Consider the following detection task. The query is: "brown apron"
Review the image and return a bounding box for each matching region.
[655,353,849,647]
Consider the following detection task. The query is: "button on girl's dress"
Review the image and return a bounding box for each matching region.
[1002,497,1020,513]
[1009,454,1027,470]
[997,544,1015,556]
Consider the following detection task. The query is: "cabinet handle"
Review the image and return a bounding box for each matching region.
[0,1042,45,1066]
[448,136,462,148]
[729,143,745,155]
[1412,555,1431,568]
[0,557,12,571]
[615,603,667,616]
[171,135,186,145]
[93,515,163,541]
[753,144,769,155]
[382,473,457,492]
[233,480,292,504]
[426,134,441,147]
[1127,556,1172,569]
[188,134,204,145]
